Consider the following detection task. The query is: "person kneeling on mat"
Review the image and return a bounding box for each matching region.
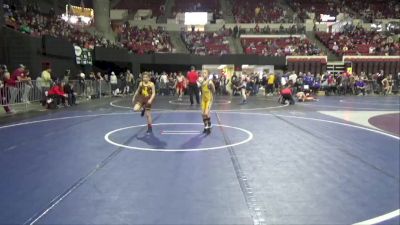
[280,86,295,105]
[47,82,68,109]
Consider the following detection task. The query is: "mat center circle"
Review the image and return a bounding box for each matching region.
[104,123,253,152]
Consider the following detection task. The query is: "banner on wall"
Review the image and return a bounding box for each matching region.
[74,45,92,65]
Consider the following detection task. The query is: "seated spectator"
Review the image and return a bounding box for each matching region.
[316,27,400,56]
[241,37,322,56]
[181,31,230,55]
[233,0,287,23]
[355,79,366,96]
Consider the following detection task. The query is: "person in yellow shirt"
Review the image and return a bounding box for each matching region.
[40,67,53,106]
[200,69,215,134]
[266,73,275,96]
[132,72,156,134]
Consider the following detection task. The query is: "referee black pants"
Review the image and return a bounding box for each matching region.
[188,83,200,105]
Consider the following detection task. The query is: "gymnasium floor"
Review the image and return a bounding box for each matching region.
[0,95,399,225]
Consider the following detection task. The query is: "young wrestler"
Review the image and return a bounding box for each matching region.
[296,91,319,102]
[176,72,185,101]
[200,69,215,134]
[132,72,156,133]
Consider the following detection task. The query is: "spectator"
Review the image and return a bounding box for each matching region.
[21,69,33,103]
[355,78,366,96]
[110,72,118,96]
[40,66,52,106]
[124,70,134,94]
[0,68,15,114]
[63,80,77,106]
[47,81,68,108]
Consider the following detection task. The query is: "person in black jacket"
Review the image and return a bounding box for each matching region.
[63,81,77,105]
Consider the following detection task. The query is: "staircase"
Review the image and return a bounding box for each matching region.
[219,0,235,23]
[277,0,296,22]
[164,0,175,19]
[170,32,189,53]
[229,37,243,54]
[306,31,341,61]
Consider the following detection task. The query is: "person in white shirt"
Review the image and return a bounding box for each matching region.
[159,72,168,96]
[289,71,297,84]
[110,72,118,96]
[332,42,339,52]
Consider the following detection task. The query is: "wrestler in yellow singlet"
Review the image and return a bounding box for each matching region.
[200,70,215,134]
[132,72,156,133]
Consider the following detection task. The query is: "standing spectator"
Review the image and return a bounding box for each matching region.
[40,66,53,106]
[186,66,200,105]
[125,70,134,94]
[387,74,394,95]
[110,72,118,96]
[220,74,228,95]
[63,80,77,106]
[21,69,33,103]
[159,72,168,96]
[95,72,103,98]
[9,64,27,104]
[266,73,275,96]
[1,68,15,114]
[381,75,390,96]
[78,71,86,97]
[168,75,176,96]
[87,71,96,98]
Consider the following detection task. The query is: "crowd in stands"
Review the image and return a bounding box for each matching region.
[171,0,222,20]
[242,37,322,56]
[113,0,165,19]
[116,24,173,54]
[316,26,400,56]
[3,1,175,54]
[232,0,289,23]
[232,24,306,38]
[3,2,119,49]
[289,0,345,22]
[181,28,231,55]
[288,0,399,23]
[343,0,400,22]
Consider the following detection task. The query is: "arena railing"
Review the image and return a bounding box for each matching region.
[0,80,115,112]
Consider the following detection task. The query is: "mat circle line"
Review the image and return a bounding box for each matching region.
[104,123,253,152]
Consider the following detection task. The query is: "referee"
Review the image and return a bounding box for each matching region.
[187,66,200,105]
